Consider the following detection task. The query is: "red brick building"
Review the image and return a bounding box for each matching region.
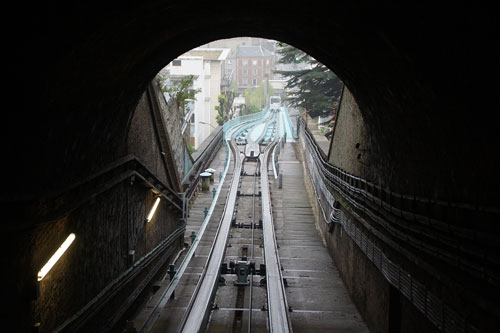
[235,45,275,90]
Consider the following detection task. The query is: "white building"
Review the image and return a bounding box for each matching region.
[188,48,230,129]
[164,48,230,149]
[164,56,208,149]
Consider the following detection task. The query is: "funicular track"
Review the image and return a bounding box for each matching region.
[131,109,292,333]
[177,110,291,333]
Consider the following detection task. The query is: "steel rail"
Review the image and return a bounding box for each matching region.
[135,114,270,332]
[177,126,246,333]
[136,120,253,332]
[259,115,293,333]
[271,109,286,180]
[136,148,232,331]
[256,110,277,144]
[176,110,293,333]
[245,110,277,158]
[248,158,259,333]
[271,137,281,179]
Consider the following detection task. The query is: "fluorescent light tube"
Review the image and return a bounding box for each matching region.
[37,233,76,281]
[146,197,161,222]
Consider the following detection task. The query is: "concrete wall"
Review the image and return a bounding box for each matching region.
[154,82,188,181]
[328,87,375,181]
[127,92,170,185]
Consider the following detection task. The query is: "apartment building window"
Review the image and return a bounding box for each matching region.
[253,69,257,75]
[243,69,248,75]
[243,60,248,66]
[172,60,182,66]
[252,60,257,65]
[252,79,257,86]
[266,59,270,65]
[243,78,247,85]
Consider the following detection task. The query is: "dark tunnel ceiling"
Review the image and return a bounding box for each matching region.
[6,1,499,207]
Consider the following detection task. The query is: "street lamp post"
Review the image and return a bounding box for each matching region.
[198,121,216,129]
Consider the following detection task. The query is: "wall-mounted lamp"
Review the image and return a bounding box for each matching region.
[37,233,76,282]
[146,197,161,223]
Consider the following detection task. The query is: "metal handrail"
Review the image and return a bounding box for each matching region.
[182,127,223,185]
[283,107,298,139]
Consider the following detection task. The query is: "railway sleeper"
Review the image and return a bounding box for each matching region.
[236,191,262,197]
[230,221,257,229]
[220,261,266,276]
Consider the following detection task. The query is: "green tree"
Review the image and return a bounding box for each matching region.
[157,72,201,111]
[243,82,274,115]
[215,93,232,125]
[215,81,237,125]
[274,43,343,118]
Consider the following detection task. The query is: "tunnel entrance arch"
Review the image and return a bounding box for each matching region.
[19,1,497,207]
[7,2,499,332]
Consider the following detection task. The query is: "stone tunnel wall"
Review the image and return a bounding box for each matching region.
[323,87,389,331]
[328,87,372,179]
[299,137,441,333]
[299,86,441,332]
[127,91,171,186]
[9,88,184,332]
[300,182,442,333]
[153,80,190,182]
[128,82,188,189]
[300,85,499,332]
[30,183,180,332]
